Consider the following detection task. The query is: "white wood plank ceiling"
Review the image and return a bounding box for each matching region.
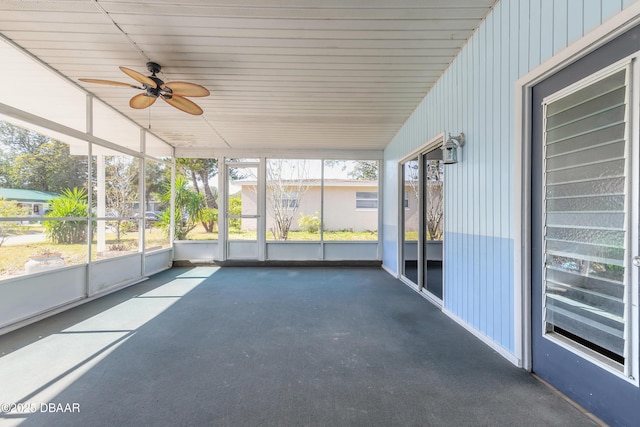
[0,0,496,156]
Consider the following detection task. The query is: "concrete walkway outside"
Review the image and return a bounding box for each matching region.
[0,267,602,426]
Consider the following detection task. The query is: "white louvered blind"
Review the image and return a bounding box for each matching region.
[543,68,628,362]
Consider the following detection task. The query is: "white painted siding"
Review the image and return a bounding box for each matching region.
[382,0,636,354]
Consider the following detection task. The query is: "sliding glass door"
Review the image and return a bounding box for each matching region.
[400,143,445,302]
[401,157,419,284]
[423,150,444,299]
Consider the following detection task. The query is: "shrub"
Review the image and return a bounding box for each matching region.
[228,197,242,230]
[199,207,218,233]
[43,188,91,244]
[298,211,321,233]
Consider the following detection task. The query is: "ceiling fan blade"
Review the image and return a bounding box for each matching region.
[162,95,203,115]
[162,81,210,97]
[79,78,143,89]
[119,66,157,88]
[130,93,157,109]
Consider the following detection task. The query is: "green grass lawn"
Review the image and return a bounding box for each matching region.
[0,226,170,277]
[184,225,377,241]
[1,225,378,277]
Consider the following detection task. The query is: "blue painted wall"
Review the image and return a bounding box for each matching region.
[382,0,636,355]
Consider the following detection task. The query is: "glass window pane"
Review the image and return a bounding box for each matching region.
[543,68,629,361]
[266,159,321,241]
[424,159,444,241]
[229,217,257,241]
[144,159,171,250]
[546,124,624,157]
[546,159,624,184]
[91,219,139,260]
[546,105,625,145]
[402,157,419,284]
[323,160,378,241]
[0,219,88,278]
[546,141,624,171]
[0,122,91,279]
[174,158,219,241]
[91,147,141,258]
[546,177,624,198]
[546,70,625,116]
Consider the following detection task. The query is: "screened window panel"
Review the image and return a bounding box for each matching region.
[543,69,629,361]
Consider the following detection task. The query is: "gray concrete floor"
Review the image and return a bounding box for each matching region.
[0,266,602,426]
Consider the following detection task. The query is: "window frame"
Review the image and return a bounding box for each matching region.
[539,57,639,380]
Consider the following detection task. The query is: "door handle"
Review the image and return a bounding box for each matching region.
[633,256,640,267]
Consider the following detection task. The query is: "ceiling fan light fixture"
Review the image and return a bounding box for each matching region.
[80,62,209,115]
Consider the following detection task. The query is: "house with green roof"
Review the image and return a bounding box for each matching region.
[0,188,58,216]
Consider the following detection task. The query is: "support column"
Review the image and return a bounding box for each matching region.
[96,154,106,253]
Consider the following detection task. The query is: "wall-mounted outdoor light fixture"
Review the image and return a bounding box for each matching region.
[442,132,465,164]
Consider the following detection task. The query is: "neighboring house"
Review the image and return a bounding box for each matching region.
[238,179,427,235]
[0,188,57,216]
[239,180,385,233]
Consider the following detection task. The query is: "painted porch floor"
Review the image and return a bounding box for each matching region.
[0,266,601,426]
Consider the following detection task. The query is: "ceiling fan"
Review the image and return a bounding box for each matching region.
[80,62,209,115]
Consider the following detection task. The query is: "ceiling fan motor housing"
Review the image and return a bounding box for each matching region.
[146,61,162,75]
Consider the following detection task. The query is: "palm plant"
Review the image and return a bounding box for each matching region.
[158,175,204,240]
[43,187,91,244]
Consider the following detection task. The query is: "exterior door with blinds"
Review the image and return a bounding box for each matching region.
[531,26,640,424]
[542,68,629,368]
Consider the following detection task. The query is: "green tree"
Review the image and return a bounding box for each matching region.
[43,188,91,244]
[144,160,170,211]
[0,121,49,155]
[0,122,87,192]
[199,207,218,233]
[176,158,218,208]
[325,160,379,181]
[8,140,87,193]
[347,161,378,180]
[176,158,219,233]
